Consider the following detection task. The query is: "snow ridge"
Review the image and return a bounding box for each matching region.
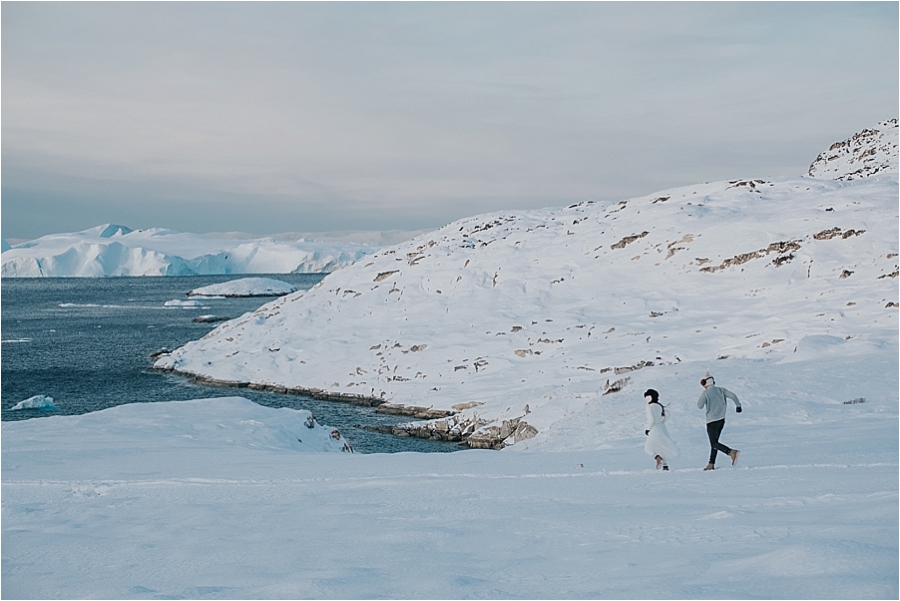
[155,122,899,450]
[808,119,898,180]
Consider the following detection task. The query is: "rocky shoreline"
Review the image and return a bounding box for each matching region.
[151,364,386,405]
[150,363,528,449]
[364,413,538,449]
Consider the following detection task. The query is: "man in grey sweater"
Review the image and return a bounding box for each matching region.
[697,373,742,470]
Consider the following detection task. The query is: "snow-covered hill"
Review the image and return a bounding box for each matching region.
[154,121,899,449]
[808,119,898,180]
[0,225,374,277]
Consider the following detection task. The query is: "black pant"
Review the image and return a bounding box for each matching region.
[706,419,732,465]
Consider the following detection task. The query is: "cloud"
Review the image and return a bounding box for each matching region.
[2,2,897,239]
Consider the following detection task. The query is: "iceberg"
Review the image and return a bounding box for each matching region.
[1,225,375,277]
[163,299,205,308]
[9,395,58,411]
[187,277,297,298]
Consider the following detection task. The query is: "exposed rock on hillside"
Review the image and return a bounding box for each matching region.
[808,119,898,180]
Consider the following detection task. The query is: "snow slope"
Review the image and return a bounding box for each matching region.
[154,121,899,449]
[0,225,374,277]
[2,356,897,598]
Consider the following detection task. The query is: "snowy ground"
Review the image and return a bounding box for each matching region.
[3,353,897,599]
[1,224,374,277]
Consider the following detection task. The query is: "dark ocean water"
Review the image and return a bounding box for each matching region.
[1,275,463,453]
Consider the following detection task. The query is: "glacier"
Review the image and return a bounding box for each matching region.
[1,224,375,277]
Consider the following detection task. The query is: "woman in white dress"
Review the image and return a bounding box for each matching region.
[643,388,679,470]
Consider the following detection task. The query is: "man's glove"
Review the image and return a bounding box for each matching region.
[645,430,649,435]
[736,406,742,413]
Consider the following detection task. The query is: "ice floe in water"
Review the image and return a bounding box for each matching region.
[163,299,205,308]
[9,395,58,411]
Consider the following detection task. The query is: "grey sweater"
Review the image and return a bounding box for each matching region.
[697,385,741,423]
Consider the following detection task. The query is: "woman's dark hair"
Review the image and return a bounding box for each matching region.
[644,388,665,417]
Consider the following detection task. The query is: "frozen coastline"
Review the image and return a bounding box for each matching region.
[153,121,899,449]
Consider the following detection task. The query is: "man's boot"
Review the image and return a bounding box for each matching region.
[703,463,715,471]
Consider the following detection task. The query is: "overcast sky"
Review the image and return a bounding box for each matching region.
[2,2,897,241]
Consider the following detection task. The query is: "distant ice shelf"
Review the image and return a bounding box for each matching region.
[1,226,375,277]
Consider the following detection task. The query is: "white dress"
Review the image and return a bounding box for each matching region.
[644,402,679,461]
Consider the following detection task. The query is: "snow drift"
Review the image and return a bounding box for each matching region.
[154,121,899,449]
[1,225,374,277]
[3,397,352,453]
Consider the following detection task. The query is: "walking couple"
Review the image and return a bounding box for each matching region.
[643,372,742,471]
